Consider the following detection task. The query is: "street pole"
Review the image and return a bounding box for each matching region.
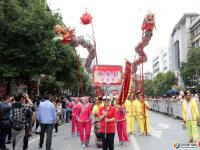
[105,86,108,139]
[91,23,98,65]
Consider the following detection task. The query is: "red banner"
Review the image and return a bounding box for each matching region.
[118,61,132,105]
[93,65,122,86]
[111,90,119,96]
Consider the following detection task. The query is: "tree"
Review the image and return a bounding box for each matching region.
[180,48,200,92]
[151,71,177,96]
[144,79,153,96]
[0,0,61,79]
[80,65,92,96]
[0,0,93,95]
[39,44,93,96]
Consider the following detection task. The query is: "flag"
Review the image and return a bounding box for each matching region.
[118,61,132,105]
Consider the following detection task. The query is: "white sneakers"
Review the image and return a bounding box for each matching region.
[81,143,86,148]
[54,132,59,136]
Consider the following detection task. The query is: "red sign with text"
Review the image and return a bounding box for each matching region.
[93,65,122,86]
[111,90,119,96]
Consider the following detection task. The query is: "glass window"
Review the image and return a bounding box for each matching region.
[153,68,159,74]
[153,62,159,68]
[192,30,195,37]
[174,41,180,69]
[192,42,195,48]
[196,40,200,48]
[197,26,200,34]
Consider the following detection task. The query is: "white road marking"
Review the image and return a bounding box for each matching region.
[29,136,40,144]
[150,128,162,139]
[130,135,141,150]
[157,123,170,129]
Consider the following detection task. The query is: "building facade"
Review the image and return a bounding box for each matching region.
[144,72,153,80]
[167,13,200,87]
[168,13,199,71]
[190,15,200,49]
[152,48,168,77]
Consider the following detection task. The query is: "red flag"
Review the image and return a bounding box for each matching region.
[118,61,132,105]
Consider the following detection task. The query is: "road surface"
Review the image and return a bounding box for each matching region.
[7,111,200,150]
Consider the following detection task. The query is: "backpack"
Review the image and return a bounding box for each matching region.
[12,103,25,131]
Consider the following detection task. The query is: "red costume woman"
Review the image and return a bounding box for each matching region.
[115,101,129,146]
[71,97,80,136]
[77,97,92,148]
[98,96,116,150]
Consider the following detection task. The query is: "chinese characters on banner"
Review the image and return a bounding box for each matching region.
[93,65,122,86]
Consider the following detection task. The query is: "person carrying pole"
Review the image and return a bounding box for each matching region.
[98,96,116,150]
[136,92,151,136]
[125,94,138,135]
[115,98,129,146]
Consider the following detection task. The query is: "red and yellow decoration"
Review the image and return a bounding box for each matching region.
[80,10,93,25]
[53,25,96,72]
[131,11,156,135]
[52,10,97,73]
[132,12,156,94]
[118,61,132,106]
[53,25,75,44]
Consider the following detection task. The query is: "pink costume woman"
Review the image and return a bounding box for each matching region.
[71,97,80,136]
[77,97,92,148]
[115,101,129,146]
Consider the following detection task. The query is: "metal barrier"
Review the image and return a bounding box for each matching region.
[147,99,198,119]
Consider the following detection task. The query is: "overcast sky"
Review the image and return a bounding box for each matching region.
[47,0,200,73]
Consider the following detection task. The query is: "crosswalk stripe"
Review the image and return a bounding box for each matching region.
[130,135,140,150]
[150,128,162,139]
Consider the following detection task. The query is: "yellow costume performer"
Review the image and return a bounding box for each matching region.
[182,91,199,142]
[92,97,104,117]
[125,95,138,134]
[136,96,150,135]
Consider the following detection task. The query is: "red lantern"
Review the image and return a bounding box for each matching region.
[80,11,93,25]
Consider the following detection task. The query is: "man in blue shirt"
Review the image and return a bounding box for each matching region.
[37,92,56,150]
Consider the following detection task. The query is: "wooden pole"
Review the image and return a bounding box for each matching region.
[141,55,147,135]
[91,23,98,65]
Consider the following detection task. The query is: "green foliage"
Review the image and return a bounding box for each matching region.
[180,48,200,91]
[144,80,153,96]
[0,0,61,78]
[0,0,92,95]
[80,66,92,95]
[144,71,177,96]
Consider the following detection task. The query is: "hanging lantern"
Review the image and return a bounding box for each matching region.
[80,11,93,25]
